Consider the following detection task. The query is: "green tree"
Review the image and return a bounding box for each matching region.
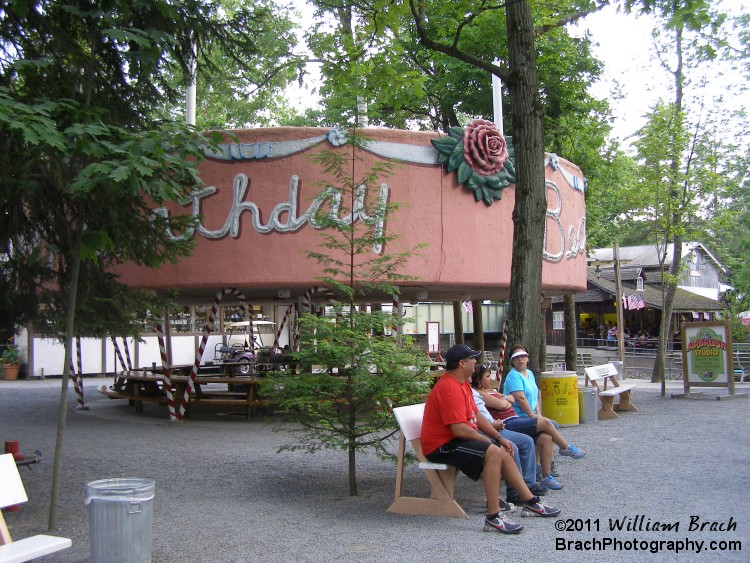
[403,0,614,369]
[260,131,431,496]
[624,0,745,388]
[176,0,302,129]
[293,0,619,370]
[0,0,290,527]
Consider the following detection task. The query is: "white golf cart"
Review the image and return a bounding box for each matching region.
[214,320,277,375]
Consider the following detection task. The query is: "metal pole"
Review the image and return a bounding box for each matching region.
[492,61,504,133]
[613,242,625,365]
[186,42,196,126]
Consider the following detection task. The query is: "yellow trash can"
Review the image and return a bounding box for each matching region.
[540,371,579,427]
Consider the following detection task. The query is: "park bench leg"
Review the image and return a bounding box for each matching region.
[615,392,638,413]
[597,396,620,420]
[387,495,467,518]
[386,433,467,519]
[387,466,467,519]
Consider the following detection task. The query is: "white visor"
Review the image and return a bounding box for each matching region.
[510,350,528,360]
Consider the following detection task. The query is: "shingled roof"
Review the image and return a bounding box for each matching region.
[552,268,726,313]
[584,274,725,313]
[588,242,728,275]
[596,266,643,282]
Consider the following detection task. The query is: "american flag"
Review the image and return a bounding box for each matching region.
[629,293,645,310]
[462,301,473,313]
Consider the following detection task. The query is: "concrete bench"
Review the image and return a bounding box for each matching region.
[0,454,72,562]
[584,363,638,420]
[386,403,467,519]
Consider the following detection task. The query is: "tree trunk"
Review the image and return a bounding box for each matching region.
[348,401,358,496]
[505,0,547,373]
[652,24,685,394]
[652,236,683,394]
[472,300,484,353]
[564,294,577,371]
[453,301,464,345]
[49,223,83,530]
[348,443,357,496]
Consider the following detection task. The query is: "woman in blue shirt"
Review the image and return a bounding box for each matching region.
[503,344,586,461]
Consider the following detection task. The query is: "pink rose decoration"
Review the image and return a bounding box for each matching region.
[462,119,508,176]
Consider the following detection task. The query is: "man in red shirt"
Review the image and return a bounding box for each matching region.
[421,344,561,534]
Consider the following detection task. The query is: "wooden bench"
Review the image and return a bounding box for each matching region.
[0,454,72,562]
[584,363,638,420]
[386,403,467,519]
[733,346,750,382]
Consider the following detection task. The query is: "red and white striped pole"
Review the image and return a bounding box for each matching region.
[301,286,335,314]
[178,288,248,419]
[272,306,292,349]
[110,336,128,390]
[154,322,177,421]
[69,354,84,410]
[392,289,401,339]
[74,336,87,409]
[498,315,509,379]
[122,337,133,371]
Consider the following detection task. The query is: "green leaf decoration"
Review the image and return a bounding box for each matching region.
[486,175,501,189]
[431,136,457,156]
[467,175,482,193]
[448,126,464,140]
[482,188,494,205]
[457,161,473,184]
[434,124,516,207]
[447,141,464,172]
[503,159,516,181]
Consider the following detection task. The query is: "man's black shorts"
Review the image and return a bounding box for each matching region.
[424,438,492,481]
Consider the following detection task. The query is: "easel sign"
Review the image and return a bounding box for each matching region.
[675,321,746,400]
[426,321,443,362]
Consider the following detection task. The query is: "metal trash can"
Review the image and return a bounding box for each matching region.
[611,360,624,381]
[579,387,597,423]
[85,478,155,563]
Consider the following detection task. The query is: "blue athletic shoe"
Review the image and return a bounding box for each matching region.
[539,475,563,490]
[559,444,585,459]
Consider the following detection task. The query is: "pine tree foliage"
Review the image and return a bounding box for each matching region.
[261,130,431,496]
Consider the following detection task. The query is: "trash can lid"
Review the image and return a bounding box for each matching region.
[85,478,155,504]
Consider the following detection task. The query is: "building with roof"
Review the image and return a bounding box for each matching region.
[21,126,589,376]
[548,242,728,347]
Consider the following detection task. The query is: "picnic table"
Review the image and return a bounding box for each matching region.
[98,367,265,418]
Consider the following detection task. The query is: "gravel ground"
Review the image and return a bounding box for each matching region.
[1,376,748,562]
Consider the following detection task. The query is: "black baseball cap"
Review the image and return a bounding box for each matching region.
[445,344,482,365]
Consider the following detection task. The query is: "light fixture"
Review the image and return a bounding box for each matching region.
[416,290,428,301]
[277,289,290,299]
